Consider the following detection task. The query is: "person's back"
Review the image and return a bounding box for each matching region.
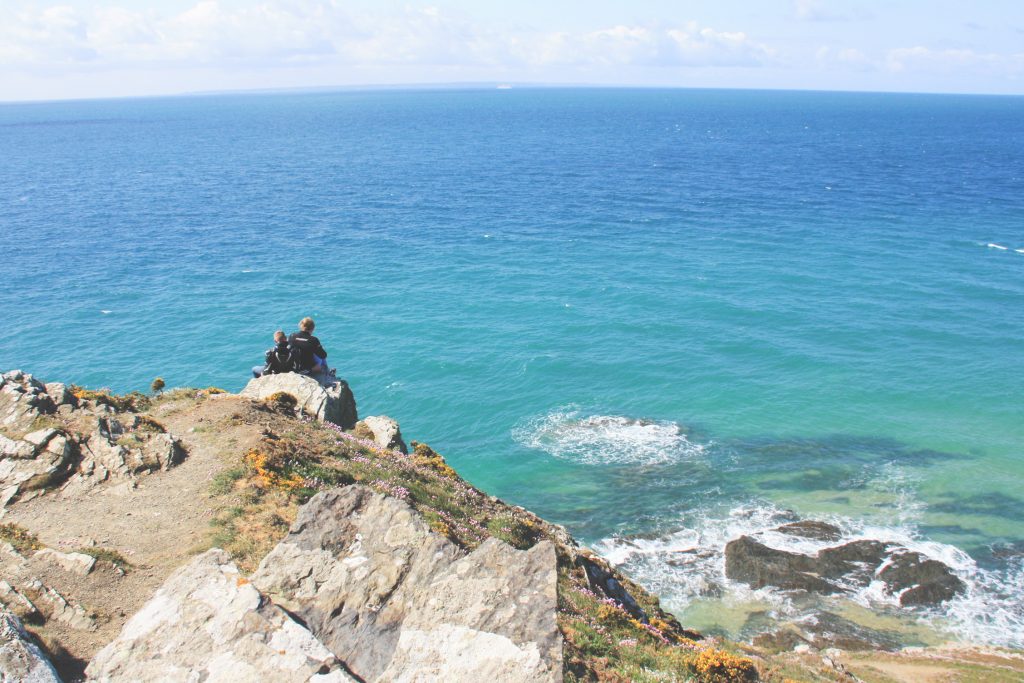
[288,317,329,374]
[264,333,293,375]
[253,330,293,378]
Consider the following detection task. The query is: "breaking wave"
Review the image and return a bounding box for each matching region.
[594,500,1024,648]
[512,409,707,466]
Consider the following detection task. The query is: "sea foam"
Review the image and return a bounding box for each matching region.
[594,499,1024,648]
[512,409,706,466]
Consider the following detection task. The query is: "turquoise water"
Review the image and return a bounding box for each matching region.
[2,88,1022,645]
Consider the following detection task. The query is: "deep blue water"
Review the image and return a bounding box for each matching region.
[1,88,1022,645]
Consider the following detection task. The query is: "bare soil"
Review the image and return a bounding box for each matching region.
[2,393,267,681]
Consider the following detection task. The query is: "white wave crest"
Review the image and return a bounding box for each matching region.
[987,243,1008,250]
[512,409,706,465]
[594,501,1024,648]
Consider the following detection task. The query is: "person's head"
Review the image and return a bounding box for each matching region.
[274,330,286,343]
[299,317,315,332]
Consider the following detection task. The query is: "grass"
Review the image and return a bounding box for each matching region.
[200,410,761,681]
[76,547,133,572]
[69,386,151,412]
[0,523,42,554]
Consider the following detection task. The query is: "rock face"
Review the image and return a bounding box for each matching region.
[0,372,59,433]
[86,549,357,683]
[240,373,358,429]
[0,370,185,507]
[252,486,563,683]
[725,528,965,607]
[354,415,408,453]
[0,605,61,683]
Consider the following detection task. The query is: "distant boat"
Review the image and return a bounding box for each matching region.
[496,84,513,90]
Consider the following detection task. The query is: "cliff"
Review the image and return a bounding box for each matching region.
[0,370,1020,682]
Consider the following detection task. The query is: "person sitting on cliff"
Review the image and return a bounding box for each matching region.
[288,317,333,377]
[252,330,293,378]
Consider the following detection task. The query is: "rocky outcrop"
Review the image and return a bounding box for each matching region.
[0,428,75,497]
[86,549,357,683]
[241,373,358,429]
[0,605,61,683]
[0,372,60,434]
[252,486,563,683]
[0,371,185,507]
[354,415,408,453]
[69,415,182,489]
[877,551,965,606]
[0,542,97,632]
[725,529,965,607]
[725,536,839,594]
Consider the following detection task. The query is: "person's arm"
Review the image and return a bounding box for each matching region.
[314,337,327,359]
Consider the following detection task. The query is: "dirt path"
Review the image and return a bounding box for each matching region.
[3,394,263,680]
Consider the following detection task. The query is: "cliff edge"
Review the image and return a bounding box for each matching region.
[1,370,1020,683]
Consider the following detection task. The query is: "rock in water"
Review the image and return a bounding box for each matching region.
[240,373,358,428]
[86,549,356,683]
[0,605,61,683]
[354,415,408,453]
[252,486,563,683]
[775,520,843,542]
[724,536,841,594]
[725,532,965,607]
[878,551,966,606]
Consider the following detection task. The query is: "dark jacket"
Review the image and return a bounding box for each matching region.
[262,341,293,376]
[288,331,327,371]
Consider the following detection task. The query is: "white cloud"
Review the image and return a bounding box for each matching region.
[0,2,774,72]
[885,46,1024,75]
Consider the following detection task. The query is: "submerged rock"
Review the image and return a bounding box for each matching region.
[241,373,358,428]
[0,605,61,683]
[86,549,355,683]
[252,486,563,683]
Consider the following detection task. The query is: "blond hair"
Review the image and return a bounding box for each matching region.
[299,317,315,332]
[274,330,286,342]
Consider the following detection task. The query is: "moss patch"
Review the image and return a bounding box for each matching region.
[0,523,43,554]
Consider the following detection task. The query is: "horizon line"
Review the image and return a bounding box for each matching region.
[2,80,1023,106]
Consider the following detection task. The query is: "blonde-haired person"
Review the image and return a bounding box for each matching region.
[288,317,333,376]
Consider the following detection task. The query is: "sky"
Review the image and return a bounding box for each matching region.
[1,0,1023,101]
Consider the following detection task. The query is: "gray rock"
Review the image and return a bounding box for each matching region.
[26,582,95,631]
[241,373,358,429]
[252,486,562,683]
[0,435,35,460]
[34,549,96,577]
[0,432,75,494]
[86,548,356,683]
[0,581,39,622]
[877,551,965,606]
[73,417,183,489]
[775,520,843,542]
[43,384,72,407]
[354,415,408,454]
[0,605,61,683]
[725,534,965,607]
[725,536,840,594]
[0,372,54,433]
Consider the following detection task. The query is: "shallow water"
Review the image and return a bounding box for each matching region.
[1,88,1022,646]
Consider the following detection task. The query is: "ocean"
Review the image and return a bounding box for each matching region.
[1,87,1022,647]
